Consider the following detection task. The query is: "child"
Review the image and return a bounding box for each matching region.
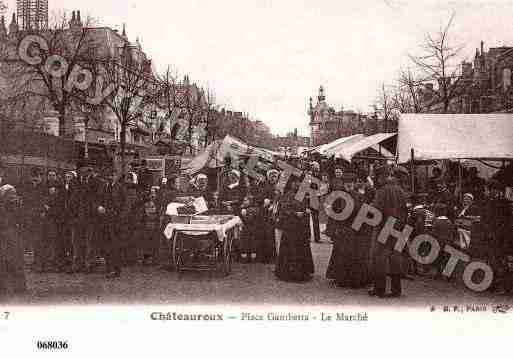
[138,188,160,266]
[39,185,59,273]
[239,195,259,263]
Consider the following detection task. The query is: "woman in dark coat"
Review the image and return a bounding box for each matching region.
[0,177,26,296]
[255,169,280,263]
[326,170,370,288]
[275,177,314,282]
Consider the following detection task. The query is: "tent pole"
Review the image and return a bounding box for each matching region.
[410,148,415,193]
[458,159,462,201]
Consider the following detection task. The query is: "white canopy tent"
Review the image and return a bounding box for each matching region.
[325,132,397,161]
[311,134,365,155]
[181,135,277,176]
[397,114,513,163]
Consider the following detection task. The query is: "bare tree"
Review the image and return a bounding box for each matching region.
[156,67,176,131]
[376,83,394,132]
[0,13,102,137]
[178,78,207,155]
[408,13,463,112]
[398,67,426,113]
[99,44,158,173]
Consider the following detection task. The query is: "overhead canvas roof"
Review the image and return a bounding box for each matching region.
[181,135,277,176]
[311,134,365,155]
[326,132,397,161]
[397,114,513,163]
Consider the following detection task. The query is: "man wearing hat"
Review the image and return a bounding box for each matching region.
[369,164,408,298]
[21,167,46,272]
[97,167,125,278]
[71,160,104,273]
[482,179,512,292]
[57,171,78,273]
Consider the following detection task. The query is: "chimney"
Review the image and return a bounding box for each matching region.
[481,40,484,56]
[9,13,18,35]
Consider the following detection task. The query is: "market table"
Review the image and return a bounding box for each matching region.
[163,215,242,276]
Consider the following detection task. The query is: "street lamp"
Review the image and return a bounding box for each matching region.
[81,104,93,159]
[107,140,119,175]
[149,109,157,143]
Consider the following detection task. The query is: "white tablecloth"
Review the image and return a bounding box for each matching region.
[163,216,242,241]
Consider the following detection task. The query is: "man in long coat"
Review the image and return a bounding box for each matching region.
[21,168,46,272]
[370,165,408,298]
[97,169,125,278]
[72,161,104,273]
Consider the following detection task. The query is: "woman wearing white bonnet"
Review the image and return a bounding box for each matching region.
[220,169,243,214]
[455,192,479,250]
[190,173,208,192]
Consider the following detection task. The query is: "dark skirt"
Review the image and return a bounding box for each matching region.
[0,226,26,295]
[326,227,370,288]
[138,225,160,256]
[275,231,314,282]
[256,220,276,263]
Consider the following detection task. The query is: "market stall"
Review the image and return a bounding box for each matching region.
[309,134,365,155]
[181,135,278,184]
[159,135,277,276]
[396,113,513,257]
[325,132,396,161]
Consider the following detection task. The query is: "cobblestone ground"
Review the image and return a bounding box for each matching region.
[5,239,513,308]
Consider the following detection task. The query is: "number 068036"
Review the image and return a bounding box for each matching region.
[36,341,69,350]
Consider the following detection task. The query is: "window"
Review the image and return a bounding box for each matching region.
[503,68,511,91]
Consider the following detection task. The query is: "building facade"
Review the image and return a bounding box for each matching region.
[420,41,513,113]
[308,86,374,147]
[0,8,157,181]
[17,0,48,31]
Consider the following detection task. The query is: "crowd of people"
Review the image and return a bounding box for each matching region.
[0,156,512,298]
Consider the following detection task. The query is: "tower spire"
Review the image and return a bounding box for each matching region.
[318,85,325,102]
[0,16,6,38]
[9,12,18,35]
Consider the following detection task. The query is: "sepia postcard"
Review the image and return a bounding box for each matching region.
[0,0,512,356]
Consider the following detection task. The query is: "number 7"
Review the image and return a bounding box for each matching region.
[4,312,9,319]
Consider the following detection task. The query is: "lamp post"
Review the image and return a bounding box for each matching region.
[81,104,93,160]
[149,109,157,143]
[108,140,119,176]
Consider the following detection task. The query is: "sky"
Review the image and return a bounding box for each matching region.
[5,0,513,135]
